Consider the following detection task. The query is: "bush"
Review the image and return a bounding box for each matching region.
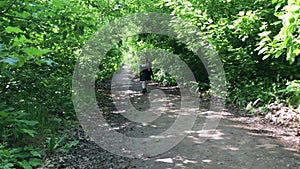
[0,143,43,169]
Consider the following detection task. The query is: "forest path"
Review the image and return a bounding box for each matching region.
[41,65,300,169]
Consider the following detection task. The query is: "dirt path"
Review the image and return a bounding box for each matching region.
[42,65,300,169]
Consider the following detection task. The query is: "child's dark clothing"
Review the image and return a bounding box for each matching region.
[139,63,152,81]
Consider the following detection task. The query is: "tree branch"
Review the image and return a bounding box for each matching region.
[2,14,36,22]
[1,0,18,15]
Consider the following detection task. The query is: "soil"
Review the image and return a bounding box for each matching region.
[40,65,300,169]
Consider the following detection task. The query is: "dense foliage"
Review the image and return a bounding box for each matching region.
[0,0,131,168]
[0,0,299,168]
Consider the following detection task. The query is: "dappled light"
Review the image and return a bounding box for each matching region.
[81,65,300,168]
[1,0,300,168]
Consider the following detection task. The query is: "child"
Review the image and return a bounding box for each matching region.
[139,56,152,94]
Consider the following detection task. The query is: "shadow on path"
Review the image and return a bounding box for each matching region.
[41,65,300,169]
[106,65,300,169]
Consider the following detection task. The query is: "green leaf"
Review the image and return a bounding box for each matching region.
[24,146,34,151]
[30,151,41,157]
[5,26,23,33]
[12,36,21,47]
[3,163,14,169]
[28,158,43,167]
[293,49,300,55]
[258,47,268,55]
[21,129,37,137]
[0,43,4,51]
[284,4,300,12]
[19,35,32,43]
[23,120,39,126]
[0,58,20,65]
[60,140,79,152]
[23,48,51,57]
[0,111,8,117]
[23,47,44,57]
[15,152,30,158]
[262,54,270,60]
[258,31,271,37]
[0,1,9,8]
[52,0,65,9]
[19,160,32,169]
[40,58,57,66]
